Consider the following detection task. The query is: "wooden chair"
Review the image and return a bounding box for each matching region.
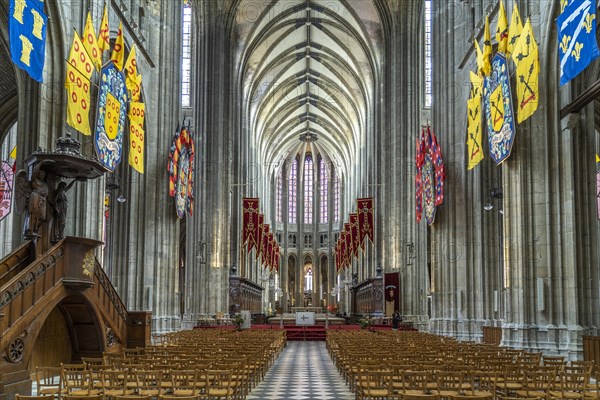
[134,370,164,397]
[63,396,103,400]
[448,394,493,400]
[35,366,65,398]
[401,394,441,400]
[61,364,101,397]
[15,396,54,400]
[515,369,556,399]
[548,371,589,399]
[158,396,202,400]
[205,369,235,399]
[356,368,392,400]
[497,397,543,400]
[401,370,435,398]
[112,396,152,400]
[98,369,134,398]
[171,369,201,397]
[495,365,524,397]
[436,370,464,398]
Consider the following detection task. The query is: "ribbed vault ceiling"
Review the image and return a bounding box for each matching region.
[235,0,383,178]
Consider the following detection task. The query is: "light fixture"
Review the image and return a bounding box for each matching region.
[117,194,127,203]
[484,187,503,212]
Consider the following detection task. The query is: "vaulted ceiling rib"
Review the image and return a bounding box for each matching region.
[236,0,382,179]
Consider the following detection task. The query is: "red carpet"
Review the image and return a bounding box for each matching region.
[194,323,415,340]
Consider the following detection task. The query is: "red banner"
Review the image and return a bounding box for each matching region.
[275,245,280,272]
[242,198,260,253]
[260,224,270,267]
[344,222,353,264]
[350,213,359,257]
[267,232,274,271]
[340,230,347,270]
[255,213,264,260]
[357,197,374,245]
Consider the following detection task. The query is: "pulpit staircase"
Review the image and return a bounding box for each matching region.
[0,237,147,399]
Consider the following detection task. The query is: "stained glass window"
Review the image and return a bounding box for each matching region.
[304,155,313,224]
[320,158,328,223]
[288,159,298,223]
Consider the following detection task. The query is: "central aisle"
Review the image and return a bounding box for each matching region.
[246,341,354,400]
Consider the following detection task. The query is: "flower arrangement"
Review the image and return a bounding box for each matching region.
[358,317,370,330]
[234,314,245,330]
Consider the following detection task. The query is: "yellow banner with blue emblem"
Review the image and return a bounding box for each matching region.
[558,0,600,86]
[9,0,47,82]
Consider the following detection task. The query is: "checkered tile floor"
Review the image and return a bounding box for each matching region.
[247,341,354,400]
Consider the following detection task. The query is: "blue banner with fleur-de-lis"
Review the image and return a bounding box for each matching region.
[558,0,600,86]
[9,0,47,82]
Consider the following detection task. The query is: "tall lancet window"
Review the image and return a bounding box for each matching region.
[333,172,340,223]
[276,172,282,223]
[181,0,192,107]
[320,158,328,223]
[424,0,432,108]
[304,155,314,224]
[305,267,313,292]
[288,159,298,223]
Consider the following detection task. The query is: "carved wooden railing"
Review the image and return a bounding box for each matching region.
[0,240,65,339]
[0,241,35,288]
[0,237,128,351]
[93,258,127,344]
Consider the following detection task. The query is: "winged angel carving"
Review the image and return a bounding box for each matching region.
[15,162,51,236]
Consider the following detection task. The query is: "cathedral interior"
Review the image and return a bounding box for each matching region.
[1,0,600,398]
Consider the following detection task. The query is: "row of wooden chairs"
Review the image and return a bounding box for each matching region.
[28,329,286,399]
[327,330,600,400]
[17,395,203,400]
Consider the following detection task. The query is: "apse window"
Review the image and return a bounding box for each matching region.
[304,155,313,224]
[333,172,340,223]
[181,1,192,107]
[276,172,282,223]
[305,267,313,292]
[288,159,298,224]
[320,158,328,223]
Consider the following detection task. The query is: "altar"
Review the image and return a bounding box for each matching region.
[291,306,323,313]
[268,312,345,326]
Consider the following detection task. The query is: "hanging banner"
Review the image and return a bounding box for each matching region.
[415,125,445,225]
[173,127,194,219]
[242,197,260,253]
[128,102,145,173]
[597,172,600,220]
[357,197,374,245]
[9,0,47,82]
[422,153,436,225]
[255,213,264,260]
[483,53,516,164]
[0,161,15,222]
[94,62,127,171]
[349,213,359,257]
[557,0,600,86]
